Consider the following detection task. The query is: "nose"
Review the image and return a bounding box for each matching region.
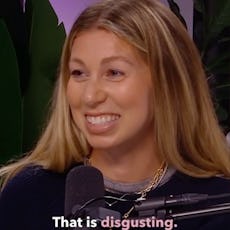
[83,78,107,107]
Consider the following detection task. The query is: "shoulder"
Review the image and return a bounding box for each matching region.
[0,164,68,210]
[152,170,230,198]
[1,164,67,195]
[0,164,69,229]
[152,171,230,230]
[169,171,230,194]
[0,163,83,205]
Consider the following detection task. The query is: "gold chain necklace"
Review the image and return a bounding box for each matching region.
[84,156,167,219]
[123,162,167,219]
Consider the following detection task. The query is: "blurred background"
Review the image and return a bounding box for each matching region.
[0,0,229,164]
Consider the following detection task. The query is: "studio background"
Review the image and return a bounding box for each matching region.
[0,0,229,163]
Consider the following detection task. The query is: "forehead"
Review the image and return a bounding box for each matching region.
[70,28,145,63]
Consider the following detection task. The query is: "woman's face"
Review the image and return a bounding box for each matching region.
[67,28,154,151]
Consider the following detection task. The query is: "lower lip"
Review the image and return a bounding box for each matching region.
[85,118,119,134]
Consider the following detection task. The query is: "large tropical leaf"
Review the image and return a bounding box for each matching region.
[0,20,22,163]
[22,0,66,151]
[207,0,230,41]
[207,52,230,74]
[194,0,230,131]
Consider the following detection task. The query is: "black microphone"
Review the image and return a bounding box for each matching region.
[64,165,120,230]
[65,165,105,218]
[135,193,209,212]
[134,193,230,218]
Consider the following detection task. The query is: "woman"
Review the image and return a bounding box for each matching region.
[1,0,230,229]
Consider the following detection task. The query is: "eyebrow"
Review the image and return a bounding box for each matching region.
[101,56,134,66]
[69,56,134,66]
[69,58,85,66]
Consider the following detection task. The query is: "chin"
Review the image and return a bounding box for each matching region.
[87,138,119,151]
[89,143,115,150]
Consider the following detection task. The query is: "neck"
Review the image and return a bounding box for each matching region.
[89,138,163,183]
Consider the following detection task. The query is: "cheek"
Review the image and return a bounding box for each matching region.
[120,83,153,112]
[66,81,85,128]
[129,87,154,123]
[66,80,81,109]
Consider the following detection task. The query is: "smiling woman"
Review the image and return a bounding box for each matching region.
[67,29,156,171]
[0,0,230,229]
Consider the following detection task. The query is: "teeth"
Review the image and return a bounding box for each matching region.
[86,115,120,125]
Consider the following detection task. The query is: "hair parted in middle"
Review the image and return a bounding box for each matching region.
[1,0,230,181]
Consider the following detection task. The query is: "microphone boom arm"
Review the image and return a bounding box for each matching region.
[167,202,230,221]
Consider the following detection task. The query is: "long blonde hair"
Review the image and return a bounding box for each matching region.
[1,0,230,187]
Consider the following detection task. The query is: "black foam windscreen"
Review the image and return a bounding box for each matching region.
[64,165,105,217]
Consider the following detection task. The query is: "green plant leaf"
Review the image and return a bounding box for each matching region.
[0,20,22,163]
[207,0,230,41]
[194,0,205,13]
[216,105,228,121]
[207,53,230,72]
[209,63,230,75]
[22,0,66,151]
[216,84,230,90]
[215,86,230,100]
[218,37,230,43]
[193,0,230,131]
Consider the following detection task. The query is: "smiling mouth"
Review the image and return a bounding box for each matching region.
[86,114,120,125]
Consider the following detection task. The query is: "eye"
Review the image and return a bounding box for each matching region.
[71,69,83,76]
[70,69,87,81]
[106,69,124,79]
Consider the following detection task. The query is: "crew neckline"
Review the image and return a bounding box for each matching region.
[104,166,176,194]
